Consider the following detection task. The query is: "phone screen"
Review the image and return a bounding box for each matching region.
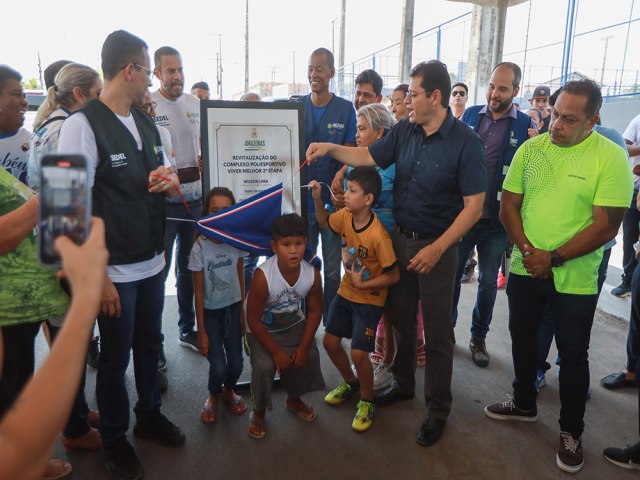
[39,154,91,266]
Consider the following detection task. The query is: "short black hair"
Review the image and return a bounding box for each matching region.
[271,213,307,240]
[203,187,236,215]
[549,87,562,107]
[0,65,22,95]
[493,62,522,90]
[154,46,181,69]
[557,80,602,118]
[346,166,382,204]
[310,48,334,70]
[44,60,72,89]
[355,69,383,96]
[452,82,468,94]
[191,81,209,91]
[101,30,148,80]
[410,60,451,108]
[394,83,409,95]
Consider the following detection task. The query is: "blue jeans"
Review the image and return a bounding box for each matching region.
[308,213,341,324]
[96,271,164,446]
[536,247,611,372]
[164,201,201,335]
[622,189,640,284]
[203,303,244,395]
[452,219,508,341]
[507,274,597,437]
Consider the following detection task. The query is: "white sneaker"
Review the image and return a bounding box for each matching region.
[373,363,394,390]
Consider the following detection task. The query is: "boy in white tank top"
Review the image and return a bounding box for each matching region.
[245,214,325,439]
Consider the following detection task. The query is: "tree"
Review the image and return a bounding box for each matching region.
[21,78,38,90]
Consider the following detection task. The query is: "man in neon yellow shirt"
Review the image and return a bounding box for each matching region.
[483,80,633,474]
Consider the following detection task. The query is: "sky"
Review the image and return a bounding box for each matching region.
[1,0,637,98]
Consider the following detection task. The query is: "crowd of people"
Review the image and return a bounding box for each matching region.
[1,27,640,479]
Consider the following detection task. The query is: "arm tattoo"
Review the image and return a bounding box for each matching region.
[599,206,627,228]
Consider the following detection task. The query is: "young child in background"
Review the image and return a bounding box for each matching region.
[310,166,399,433]
[245,213,325,439]
[189,187,248,425]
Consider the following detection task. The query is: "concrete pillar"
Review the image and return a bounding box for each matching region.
[465,3,508,105]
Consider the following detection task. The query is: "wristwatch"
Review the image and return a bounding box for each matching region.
[550,250,565,268]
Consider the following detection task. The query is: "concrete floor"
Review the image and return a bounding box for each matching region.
[38,263,639,480]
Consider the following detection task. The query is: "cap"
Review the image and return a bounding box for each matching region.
[532,85,550,98]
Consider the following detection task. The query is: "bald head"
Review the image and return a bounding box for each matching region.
[240,92,261,102]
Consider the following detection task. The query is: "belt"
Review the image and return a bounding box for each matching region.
[399,227,431,240]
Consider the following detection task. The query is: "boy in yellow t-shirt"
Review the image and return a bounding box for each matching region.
[309,166,399,432]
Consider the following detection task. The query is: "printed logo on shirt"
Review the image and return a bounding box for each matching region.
[357,245,369,259]
[110,153,127,168]
[327,122,345,135]
[1,152,27,184]
[153,115,170,127]
[186,111,199,125]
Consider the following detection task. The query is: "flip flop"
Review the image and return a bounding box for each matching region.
[285,400,317,422]
[248,411,266,439]
[224,394,248,415]
[200,399,217,425]
[43,459,72,480]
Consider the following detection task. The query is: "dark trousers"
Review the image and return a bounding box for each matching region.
[508,274,597,437]
[96,271,164,446]
[0,322,41,420]
[47,322,92,439]
[626,261,640,373]
[164,201,201,335]
[622,189,640,284]
[387,230,457,420]
[537,247,611,372]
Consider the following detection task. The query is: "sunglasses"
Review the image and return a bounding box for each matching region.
[451,91,466,97]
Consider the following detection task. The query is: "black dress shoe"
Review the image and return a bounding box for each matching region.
[601,371,637,390]
[417,416,446,447]
[373,382,414,407]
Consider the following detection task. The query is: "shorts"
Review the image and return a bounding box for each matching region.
[324,294,383,352]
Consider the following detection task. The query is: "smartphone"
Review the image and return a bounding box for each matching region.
[39,154,91,266]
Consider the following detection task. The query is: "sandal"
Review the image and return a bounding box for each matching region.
[248,411,266,439]
[200,397,217,425]
[224,391,247,416]
[43,459,72,480]
[285,398,317,422]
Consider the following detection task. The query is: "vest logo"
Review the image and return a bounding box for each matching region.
[327,122,345,135]
[110,153,128,168]
[509,130,519,147]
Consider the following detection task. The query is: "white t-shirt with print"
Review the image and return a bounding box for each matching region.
[188,236,247,310]
[0,128,32,184]
[151,91,201,203]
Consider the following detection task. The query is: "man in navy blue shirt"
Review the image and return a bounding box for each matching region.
[306,60,486,446]
[299,48,356,323]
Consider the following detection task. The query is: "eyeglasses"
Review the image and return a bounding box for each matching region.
[142,101,157,113]
[451,91,466,97]
[406,89,431,101]
[133,63,153,79]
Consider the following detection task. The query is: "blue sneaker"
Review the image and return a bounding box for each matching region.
[535,369,546,392]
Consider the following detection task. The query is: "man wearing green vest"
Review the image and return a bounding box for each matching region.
[484,80,633,474]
